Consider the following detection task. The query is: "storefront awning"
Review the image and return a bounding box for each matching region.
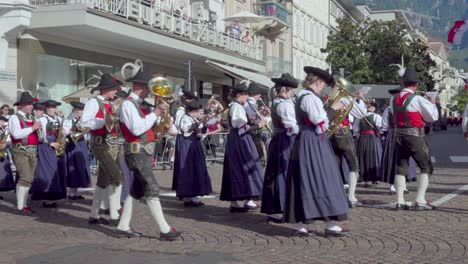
[62,87,97,103]
[206,60,274,89]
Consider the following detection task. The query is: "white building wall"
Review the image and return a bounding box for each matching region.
[292,0,330,81]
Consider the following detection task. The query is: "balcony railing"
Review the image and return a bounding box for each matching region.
[265,56,292,76]
[30,0,264,61]
[253,2,291,25]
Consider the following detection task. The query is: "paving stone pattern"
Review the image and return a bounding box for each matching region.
[1,166,468,264]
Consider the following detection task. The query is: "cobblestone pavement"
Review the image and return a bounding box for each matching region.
[1,163,468,264]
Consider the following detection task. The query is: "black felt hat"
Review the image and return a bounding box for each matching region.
[43,100,62,107]
[388,88,402,95]
[231,82,250,93]
[304,66,334,85]
[126,69,153,84]
[13,92,35,106]
[182,90,198,100]
[33,101,44,110]
[70,101,85,109]
[115,87,130,99]
[401,67,421,84]
[271,73,299,88]
[248,82,264,95]
[91,73,122,93]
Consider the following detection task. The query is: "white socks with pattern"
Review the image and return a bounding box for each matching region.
[16,186,30,210]
[108,184,122,220]
[90,187,104,219]
[117,196,134,231]
[147,197,171,233]
[348,172,358,203]
[395,175,406,205]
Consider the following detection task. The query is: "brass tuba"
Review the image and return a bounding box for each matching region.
[0,130,9,159]
[324,75,356,137]
[148,76,175,143]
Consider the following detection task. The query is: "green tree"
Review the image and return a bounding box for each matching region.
[450,89,468,114]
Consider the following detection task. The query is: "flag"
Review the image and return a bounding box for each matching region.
[448,20,468,47]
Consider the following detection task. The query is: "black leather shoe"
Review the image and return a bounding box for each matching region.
[0,195,4,200]
[414,202,435,211]
[266,216,285,224]
[109,218,120,226]
[229,206,250,213]
[183,201,205,207]
[395,204,410,211]
[160,228,181,241]
[19,207,35,215]
[68,195,77,200]
[324,228,350,237]
[349,200,363,208]
[293,230,310,237]
[88,217,110,225]
[115,228,142,238]
[42,202,58,208]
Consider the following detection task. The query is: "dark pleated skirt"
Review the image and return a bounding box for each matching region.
[0,156,14,192]
[357,134,382,182]
[66,140,91,188]
[381,129,417,184]
[261,130,295,215]
[220,129,264,201]
[173,135,212,197]
[121,157,134,203]
[171,134,183,190]
[31,142,67,201]
[284,126,349,223]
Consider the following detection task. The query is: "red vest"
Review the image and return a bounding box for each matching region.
[90,99,118,137]
[10,115,39,145]
[394,92,424,128]
[120,98,155,143]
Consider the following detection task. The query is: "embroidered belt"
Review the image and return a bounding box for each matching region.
[92,135,125,146]
[124,142,156,155]
[13,144,37,153]
[360,130,376,135]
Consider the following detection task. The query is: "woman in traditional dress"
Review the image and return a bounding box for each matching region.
[64,101,91,200]
[173,100,212,206]
[31,100,67,208]
[284,67,350,237]
[0,116,14,199]
[261,73,299,223]
[220,81,264,212]
[354,102,383,186]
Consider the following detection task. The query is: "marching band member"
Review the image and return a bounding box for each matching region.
[30,100,67,208]
[261,73,299,223]
[116,66,181,240]
[81,73,124,225]
[330,86,369,208]
[33,101,44,118]
[244,82,266,164]
[390,67,438,210]
[220,81,264,212]
[174,100,212,206]
[175,90,198,130]
[354,102,383,186]
[63,101,91,200]
[0,116,14,199]
[9,92,41,213]
[284,67,349,237]
[381,88,416,194]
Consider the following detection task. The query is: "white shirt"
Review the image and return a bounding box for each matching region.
[298,89,329,134]
[244,97,259,125]
[180,114,204,137]
[8,111,35,140]
[39,115,62,142]
[119,92,157,137]
[229,101,250,135]
[389,88,439,122]
[175,107,186,133]
[353,112,382,135]
[463,102,468,133]
[273,97,299,135]
[80,95,107,130]
[381,106,392,132]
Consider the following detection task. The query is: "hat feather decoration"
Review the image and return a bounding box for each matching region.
[86,70,103,89]
[121,59,144,81]
[389,54,406,77]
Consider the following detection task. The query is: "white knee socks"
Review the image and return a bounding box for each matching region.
[147,197,171,233]
[90,187,104,219]
[395,175,406,204]
[117,196,134,231]
[348,171,358,203]
[108,184,122,220]
[16,186,30,210]
[415,173,429,204]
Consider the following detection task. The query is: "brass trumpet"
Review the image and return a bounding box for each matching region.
[69,128,90,144]
[325,75,356,137]
[148,76,175,143]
